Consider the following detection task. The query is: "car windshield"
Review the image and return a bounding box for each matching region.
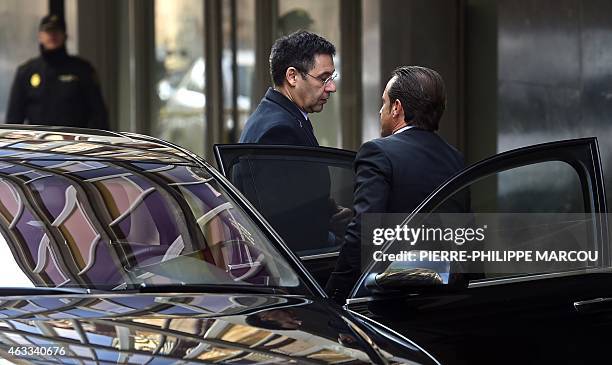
[0,158,302,292]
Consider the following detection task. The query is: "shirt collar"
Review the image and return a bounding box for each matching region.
[299,109,308,121]
[393,125,416,135]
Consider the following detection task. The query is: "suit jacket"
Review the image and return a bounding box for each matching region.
[237,88,332,255]
[326,128,466,301]
[239,88,318,146]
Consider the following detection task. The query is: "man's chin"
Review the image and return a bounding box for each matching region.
[42,44,63,51]
[310,105,324,113]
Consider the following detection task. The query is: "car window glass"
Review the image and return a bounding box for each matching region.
[429,160,594,279]
[0,160,302,290]
[185,59,205,92]
[228,154,354,257]
[464,160,584,213]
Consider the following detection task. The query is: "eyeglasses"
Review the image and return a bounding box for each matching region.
[305,71,338,86]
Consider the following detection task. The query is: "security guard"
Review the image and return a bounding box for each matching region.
[6,14,109,130]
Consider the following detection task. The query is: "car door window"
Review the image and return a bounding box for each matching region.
[430,160,593,278]
[215,145,356,257]
[464,160,584,213]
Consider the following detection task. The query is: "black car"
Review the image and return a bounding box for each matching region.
[0,126,437,364]
[0,126,608,364]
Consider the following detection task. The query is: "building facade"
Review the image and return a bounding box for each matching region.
[2,0,612,205]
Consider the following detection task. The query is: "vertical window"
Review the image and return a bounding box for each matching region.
[278,0,342,147]
[226,0,256,140]
[362,0,381,143]
[152,0,205,156]
[64,0,79,54]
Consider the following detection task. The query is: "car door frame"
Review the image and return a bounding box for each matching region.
[213,144,357,284]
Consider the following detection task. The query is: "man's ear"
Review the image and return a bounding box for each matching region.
[285,67,300,87]
[393,99,404,117]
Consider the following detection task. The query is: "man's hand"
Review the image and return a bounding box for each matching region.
[329,206,352,239]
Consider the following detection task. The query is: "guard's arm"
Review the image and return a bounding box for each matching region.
[5,68,26,124]
[83,65,109,130]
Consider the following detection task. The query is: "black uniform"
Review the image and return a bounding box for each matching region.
[6,46,109,130]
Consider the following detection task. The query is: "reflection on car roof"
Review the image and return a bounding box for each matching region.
[0,126,195,165]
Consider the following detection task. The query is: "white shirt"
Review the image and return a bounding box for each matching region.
[393,125,416,135]
[299,109,308,122]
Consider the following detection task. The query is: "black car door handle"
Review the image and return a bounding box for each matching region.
[574,297,612,313]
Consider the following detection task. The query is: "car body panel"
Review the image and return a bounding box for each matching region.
[0,292,435,364]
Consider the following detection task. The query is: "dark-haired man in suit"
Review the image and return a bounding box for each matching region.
[325,66,467,303]
[238,31,349,266]
[240,30,338,146]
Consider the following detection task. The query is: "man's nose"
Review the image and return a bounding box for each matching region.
[325,79,337,93]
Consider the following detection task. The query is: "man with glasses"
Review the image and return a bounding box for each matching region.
[240,30,337,145]
[238,31,350,271]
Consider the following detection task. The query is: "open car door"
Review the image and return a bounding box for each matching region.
[347,137,610,365]
[214,144,356,286]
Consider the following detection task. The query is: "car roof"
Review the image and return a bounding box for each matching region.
[0,125,199,165]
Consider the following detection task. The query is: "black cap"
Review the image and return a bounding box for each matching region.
[39,14,66,32]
